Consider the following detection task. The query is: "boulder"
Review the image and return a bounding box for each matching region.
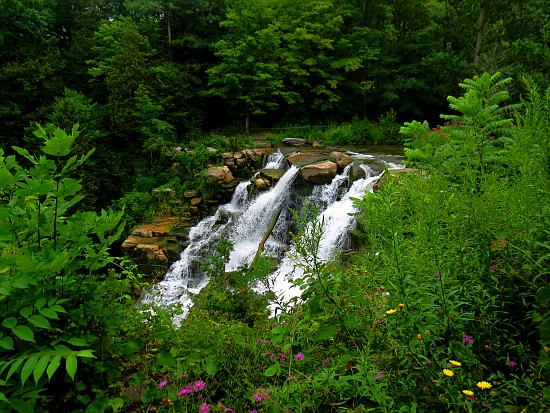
[282,138,306,147]
[300,161,338,184]
[286,152,329,168]
[252,177,270,190]
[190,197,202,206]
[312,141,323,148]
[242,149,258,161]
[184,190,199,198]
[260,168,286,182]
[221,152,234,159]
[330,151,354,169]
[206,165,234,183]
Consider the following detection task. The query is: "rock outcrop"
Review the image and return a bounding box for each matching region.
[300,161,338,184]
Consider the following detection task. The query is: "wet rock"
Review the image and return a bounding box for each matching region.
[330,151,354,169]
[221,152,234,159]
[300,161,338,184]
[252,177,271,190]
[282,138,306,147]
[190,197,202,206]
[286,152,329,168]
[260,168,286,182]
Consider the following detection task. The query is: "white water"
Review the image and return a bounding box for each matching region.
[140,149,403,320]
[263,167,383,314]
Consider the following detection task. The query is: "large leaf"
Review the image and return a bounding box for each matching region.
[65,354,77,381]
[47,355,61,380]
[20,357,38,388]
[12,326,34,342]
[28,315,52,330]
[33,357,50,385]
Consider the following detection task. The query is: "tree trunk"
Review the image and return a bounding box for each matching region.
[245,109,250,134]
[247,207,282,273]
[167,12,171,44]
[474,5,485,66]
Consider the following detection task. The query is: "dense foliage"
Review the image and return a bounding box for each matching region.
[2,71,550,412]
[1,0,550,411]
[1,0,549,212]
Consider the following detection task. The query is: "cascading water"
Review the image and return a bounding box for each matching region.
[140,148,403,320]
[260,165,384,314]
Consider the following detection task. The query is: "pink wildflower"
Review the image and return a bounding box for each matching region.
[193,380,206,391]
[158,380,168,388]
[199,403,210,413]
[374,370,385,378]
[178,384,193,396]
[463,335,473,344]
[322,359,329,365]
[294,353,304,361]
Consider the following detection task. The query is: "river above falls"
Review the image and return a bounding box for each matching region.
[140,145,406,321]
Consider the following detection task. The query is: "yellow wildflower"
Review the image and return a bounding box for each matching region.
[449,360,461,367]
[477,381,492,389]
[462,390,474,396]
[386,309,397,315]
[398,303,405,309]
[442,369,454,377]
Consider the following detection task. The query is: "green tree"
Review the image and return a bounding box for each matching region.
[87,16,153,144]
[206,0,291,133]
[0,124,126,411]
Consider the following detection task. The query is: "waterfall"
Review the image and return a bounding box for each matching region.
[140,148,403,320]
[264,148,286,169]
[140,165,300,314]
[262,170,383,314]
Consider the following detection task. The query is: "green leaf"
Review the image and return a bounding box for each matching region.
[76,350,95,358]
[39,308,59,319]
[67,338,87,347]
[66,354,77,381]
[47,355,61,380]
[2,317,17,329]
[34,298,47,310]
[6,358,24,381]
[314,325,337,341]
[264,362,280,377]
[0,337,14,350]
[33,356,50,385]
[49,305,66,313]
[19,307,32,319]
[12,326,34,342]
[28,315,52,330]
[204,355,218,376]
[0,168,14,190]
[20,357,38,388]
[537,286,550,306]
[0,391,9,403]
[155,353,175,367]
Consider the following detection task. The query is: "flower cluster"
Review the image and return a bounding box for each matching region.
[178,380,207,397]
